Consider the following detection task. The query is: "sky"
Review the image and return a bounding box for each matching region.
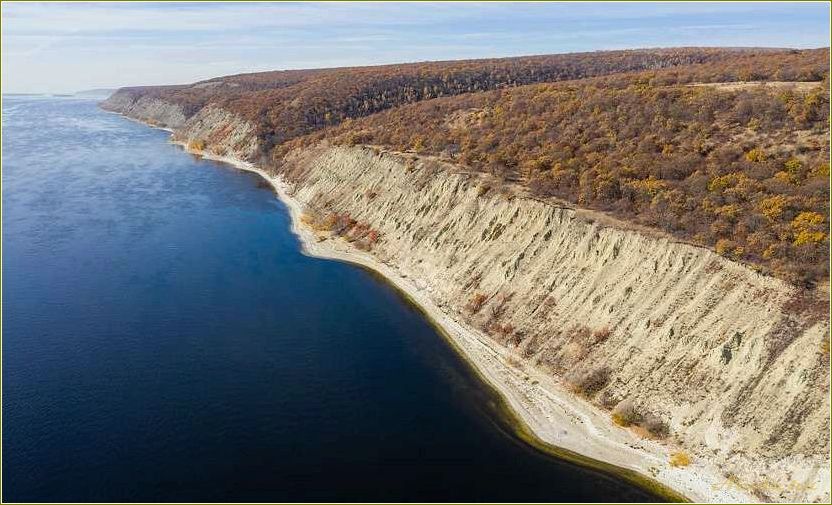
[2,1,830,94]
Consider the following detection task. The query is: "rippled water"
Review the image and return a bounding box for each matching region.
[2,97,660,502]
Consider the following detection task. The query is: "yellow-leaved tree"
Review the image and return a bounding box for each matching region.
[791,211,827,246]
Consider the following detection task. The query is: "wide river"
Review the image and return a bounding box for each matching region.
[2,97,660,502]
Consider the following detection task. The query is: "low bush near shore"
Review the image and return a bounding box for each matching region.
[466,292,488,314]
[188,139,207,151]
[611,398,639,427]
[299,209,381,249]
[566,366,611,397]
[609,398,670,439]
[669,451,692,467]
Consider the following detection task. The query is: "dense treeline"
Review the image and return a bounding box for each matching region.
[277,51,830,285]
[218,47,778,148]
[121,48,816,145]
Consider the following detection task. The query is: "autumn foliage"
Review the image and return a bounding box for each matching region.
[297,50,830,285]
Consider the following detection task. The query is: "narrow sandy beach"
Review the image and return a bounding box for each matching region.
[165,138,761,504]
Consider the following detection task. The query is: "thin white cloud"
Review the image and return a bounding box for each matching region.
[1,1,829,93]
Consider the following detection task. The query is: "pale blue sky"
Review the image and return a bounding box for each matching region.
[2,1,830,93]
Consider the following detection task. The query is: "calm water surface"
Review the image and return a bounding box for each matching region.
[2,97,660,502]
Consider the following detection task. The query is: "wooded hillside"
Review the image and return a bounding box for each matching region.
[275,48,830,286]
[119,48,805,143]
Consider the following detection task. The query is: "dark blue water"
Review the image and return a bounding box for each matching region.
[2,97,660,503]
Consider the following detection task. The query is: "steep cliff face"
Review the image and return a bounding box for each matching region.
[170,105,261,161]
[103,94,260,161]
[101,89,187,129]
[281,146,830,501]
